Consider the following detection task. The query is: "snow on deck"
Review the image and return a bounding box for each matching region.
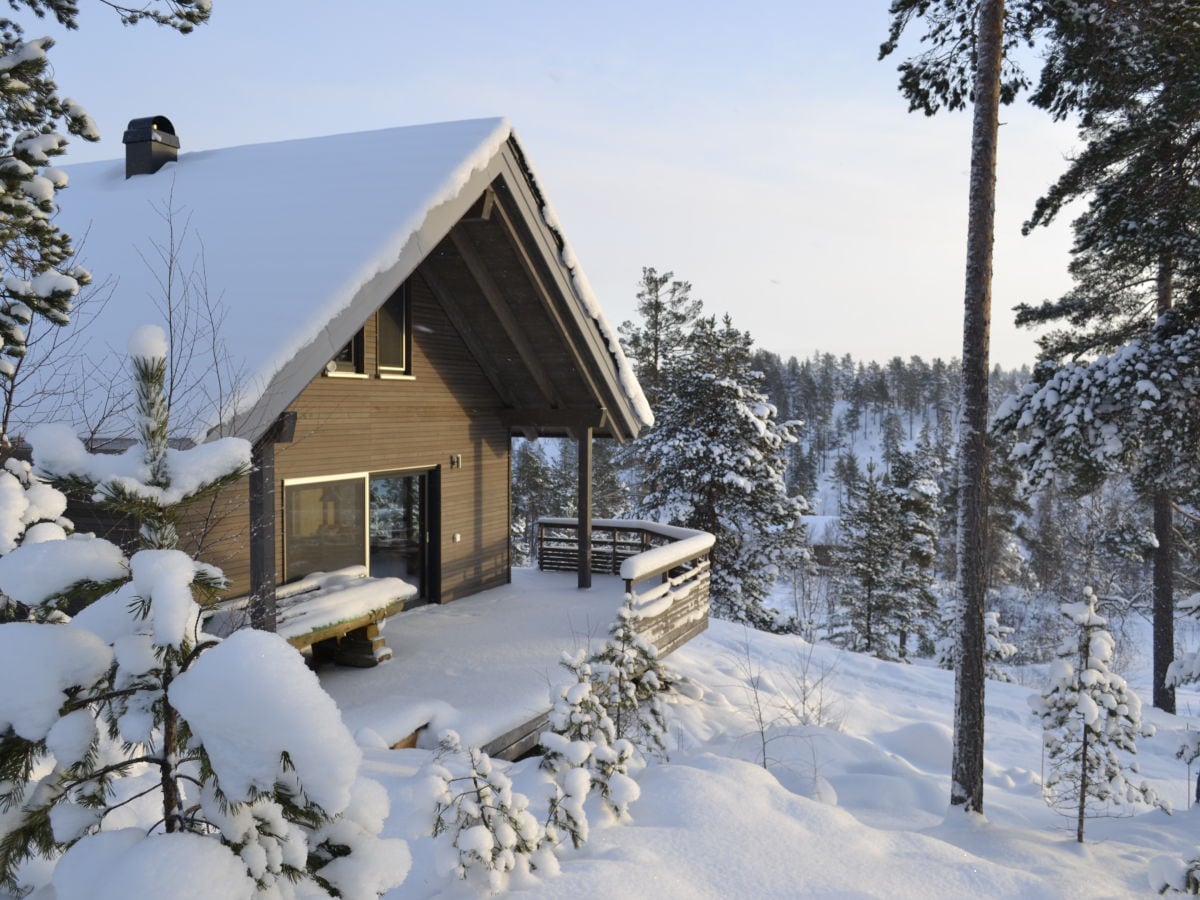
[318,568,627,751]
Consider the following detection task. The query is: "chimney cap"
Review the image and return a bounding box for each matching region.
[122,116,180,149]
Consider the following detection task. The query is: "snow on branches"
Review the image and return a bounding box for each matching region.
[0,327,407,897]
[995,309,1200,496]
[425,731,554,892]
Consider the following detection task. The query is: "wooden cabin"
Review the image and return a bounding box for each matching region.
[51,117,660,659]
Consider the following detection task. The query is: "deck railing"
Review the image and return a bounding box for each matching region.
[535,518,715,655]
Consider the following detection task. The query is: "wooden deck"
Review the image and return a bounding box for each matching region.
[317,569,635,758]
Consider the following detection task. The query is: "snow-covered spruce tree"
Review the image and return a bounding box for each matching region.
[1030,588,1162,843]
[0,1,211,446]
[510,440,557,567]
[0,327,408,897]
[890,447,941,656]
[831,465,904,658]
[636,314,809,629]
[427,731,552,892]
[585,598,671,757]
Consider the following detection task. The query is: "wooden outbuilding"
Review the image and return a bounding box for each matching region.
[51,118,658,657]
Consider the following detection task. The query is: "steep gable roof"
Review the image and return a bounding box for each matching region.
[49,118,651,443]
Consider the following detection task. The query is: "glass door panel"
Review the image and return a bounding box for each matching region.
[369,471,429,600]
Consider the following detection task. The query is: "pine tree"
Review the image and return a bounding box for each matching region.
[617,267,701,409]
[1008,0,1200,715]
[880,0,1066,814]
[0,1,212,445]
[1031,588,1162,843]
[0,327,406,897]
[636,315,809,629]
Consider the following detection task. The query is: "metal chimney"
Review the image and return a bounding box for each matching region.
[122,116,179,178]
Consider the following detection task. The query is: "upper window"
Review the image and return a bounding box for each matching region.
[329,329,365,375]
[378,284,410,376]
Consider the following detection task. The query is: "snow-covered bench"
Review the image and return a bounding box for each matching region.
[204,566,418,667]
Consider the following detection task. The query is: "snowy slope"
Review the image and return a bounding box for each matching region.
[358,616,1200,898]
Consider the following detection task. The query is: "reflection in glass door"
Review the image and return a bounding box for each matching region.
[369,471,430,601]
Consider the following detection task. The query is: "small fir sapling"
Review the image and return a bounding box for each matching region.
[540,654,641,823]
[0,327,409,897]
[426,731,553,892]
[585,598,671,758]
[1029,588,1163,843]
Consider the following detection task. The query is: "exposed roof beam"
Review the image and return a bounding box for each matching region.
[462,187,496,222]
[485,193,610,416]
[449,226,562,408]
[417,265,519,407]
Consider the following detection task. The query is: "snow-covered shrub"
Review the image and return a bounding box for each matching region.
[427,731,552,892]
[0,327,409,897]
[1029,588,1163,842]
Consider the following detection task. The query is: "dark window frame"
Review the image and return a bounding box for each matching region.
[377,283,411,377]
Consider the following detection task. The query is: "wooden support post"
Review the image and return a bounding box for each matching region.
[249,412,296,633]
[249,437,277,632]
[578,426,593,588]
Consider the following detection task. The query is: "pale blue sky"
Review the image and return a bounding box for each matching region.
[48,1,1078,368]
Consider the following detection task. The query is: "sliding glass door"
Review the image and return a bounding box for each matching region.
[282,468,438,602]
[369,470,433,602]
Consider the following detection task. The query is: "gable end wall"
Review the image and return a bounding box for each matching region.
[190,274,512,602]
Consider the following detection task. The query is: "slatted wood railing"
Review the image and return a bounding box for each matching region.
[535,518,714,655]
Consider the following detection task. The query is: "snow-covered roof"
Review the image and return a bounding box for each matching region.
[51,117,651,442]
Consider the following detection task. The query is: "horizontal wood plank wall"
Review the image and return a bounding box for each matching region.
[177,478,252,596]
[270,273,511,603]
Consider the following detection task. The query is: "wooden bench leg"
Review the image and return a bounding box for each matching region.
[310,638,338,667]
[334,622,391,667]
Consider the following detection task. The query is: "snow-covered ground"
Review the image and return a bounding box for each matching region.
[357,598,1200,898]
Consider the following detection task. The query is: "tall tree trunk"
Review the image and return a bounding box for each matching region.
[1152,250,1176,712]
[951,0,1004,815]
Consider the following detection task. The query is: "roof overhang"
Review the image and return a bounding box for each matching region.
[220,133,649,446]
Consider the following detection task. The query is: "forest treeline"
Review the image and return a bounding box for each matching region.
[512,268,1179,668]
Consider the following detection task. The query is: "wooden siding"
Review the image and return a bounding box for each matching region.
[194,273,512,603]
[178,479,252,596]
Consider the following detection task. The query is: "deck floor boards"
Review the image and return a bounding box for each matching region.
[318,569,630,754]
